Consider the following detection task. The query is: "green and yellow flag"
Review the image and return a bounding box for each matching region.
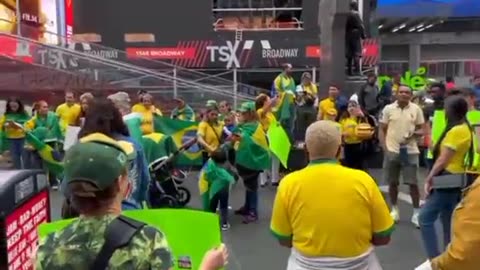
[141,133,177,165]
[198,159,234,210]
[153,116,202,166]
[24,131,63,176]
[233,122,271,171]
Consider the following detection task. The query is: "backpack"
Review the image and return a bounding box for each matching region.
[91,215,147,270]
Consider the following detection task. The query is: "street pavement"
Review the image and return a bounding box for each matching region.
[47,168,432,270]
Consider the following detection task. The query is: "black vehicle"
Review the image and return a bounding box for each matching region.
[148,139,196,208]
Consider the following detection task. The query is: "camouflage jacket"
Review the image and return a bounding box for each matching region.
[36,215,173,270]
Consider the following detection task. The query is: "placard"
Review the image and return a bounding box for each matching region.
[63,125,81,150]
[6,190,49,270]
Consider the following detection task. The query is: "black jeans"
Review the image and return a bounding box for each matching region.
[295,105,316,141]
[236,164,260,216]
[208,187,229,225]
[343,143,364,170]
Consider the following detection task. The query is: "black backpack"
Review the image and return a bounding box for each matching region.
[91,215,147,270]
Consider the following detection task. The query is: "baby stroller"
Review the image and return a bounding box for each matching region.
[148,138,196,208]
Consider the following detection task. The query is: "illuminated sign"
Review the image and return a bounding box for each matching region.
[6,190,49,270]
[378,0,480,18]
[378,67,428,91]
[65,0,73,42]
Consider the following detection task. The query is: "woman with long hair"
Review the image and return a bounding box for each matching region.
[420,95,474,261]
[0,98,30,169]
[255,94,280,186]
[197,106,224,164]
[77,98,149,210]
[24,100,63,187]
[73,92,94,126]
[131,93,162,135]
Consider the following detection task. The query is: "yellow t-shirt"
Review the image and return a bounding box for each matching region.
[270,160,394,257]
[340,117,361,144]
[303,83,318,96]
[318,98,336,120]
[55,103,81,128]
[441,123,472,174]
[131,104,162,134]
[257,108,276,131]
[197,121,224,152]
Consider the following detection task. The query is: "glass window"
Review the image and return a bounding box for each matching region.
[212,0,303,31]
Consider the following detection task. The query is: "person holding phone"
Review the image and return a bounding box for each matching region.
[0,98,31,169]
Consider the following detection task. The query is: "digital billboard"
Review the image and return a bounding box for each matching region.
[0,0,60,44]
[378,0,480,17]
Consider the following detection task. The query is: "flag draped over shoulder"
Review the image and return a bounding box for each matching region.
[123,113,144,144]
[273,74,296,122]
[198,159,234,210]
[24,131,63,176]
[153,116,202,166]
[141,133,177,165]
[234,122,270,171]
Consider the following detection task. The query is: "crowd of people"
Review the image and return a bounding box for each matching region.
[1,67,480,269]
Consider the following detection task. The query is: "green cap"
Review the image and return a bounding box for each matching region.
[238,101,256,112]
[63,133,134,193]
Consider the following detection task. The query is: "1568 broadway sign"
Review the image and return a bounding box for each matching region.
[378,67,428,91]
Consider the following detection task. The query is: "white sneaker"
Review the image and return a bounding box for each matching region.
[390,207,400,223]
[411,212,420,228]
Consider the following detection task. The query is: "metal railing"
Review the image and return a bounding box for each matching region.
[0,19,271,109]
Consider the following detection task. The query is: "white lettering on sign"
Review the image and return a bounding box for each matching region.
[85,50,119,59]
[37,49,79,70]
[262,48,298,58]
[206,41,241,69]
[6,191,49,270]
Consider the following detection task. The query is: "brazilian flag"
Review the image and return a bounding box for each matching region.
[24,131,63,176]
[153,116,202,166]
[233,122,271,171]
[141,133,177,165]
[199,159,234,211]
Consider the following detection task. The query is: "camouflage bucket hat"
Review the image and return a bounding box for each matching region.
[64,133,135,193]
[238,101,256,113]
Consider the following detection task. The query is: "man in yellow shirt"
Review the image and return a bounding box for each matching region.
[317,84,339,120]
[295,72,318,139]
[55,91,81,133]
[270,120,394,269]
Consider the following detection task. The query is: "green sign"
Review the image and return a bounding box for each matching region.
[378,67,428,91]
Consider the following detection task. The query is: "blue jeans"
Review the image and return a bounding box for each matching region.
[9,138,25,169]
[419,189,461,259]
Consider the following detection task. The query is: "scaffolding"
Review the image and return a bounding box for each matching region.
[0,19,270,110]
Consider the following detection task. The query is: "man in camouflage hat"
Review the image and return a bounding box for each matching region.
[35,133,174,269]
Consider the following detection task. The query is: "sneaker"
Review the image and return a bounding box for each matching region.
[234,207,248,216]
[242,213,258,224]
[221,223,230,231]
[51,184,59,191]
[411,212,420,228]
[390,206,400,223]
